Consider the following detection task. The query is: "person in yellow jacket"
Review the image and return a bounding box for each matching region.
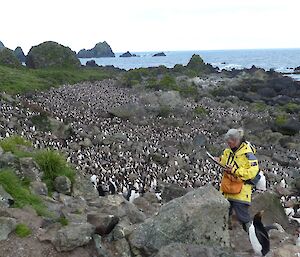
[216,128,259,232]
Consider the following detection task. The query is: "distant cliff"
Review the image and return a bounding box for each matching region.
[0,41,4,49]
[77,41,115,58]
[14,47,26,63]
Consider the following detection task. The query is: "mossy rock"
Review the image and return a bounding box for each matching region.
[26,41,80,69]
[0,47,21,68]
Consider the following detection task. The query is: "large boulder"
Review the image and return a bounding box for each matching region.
[54,176,72,195]
[26,41,80,69]
[0,185,14,207]
[251,191,290,230]
[0,217,17,241]
[14,46,26,63]
[72,173,98,200]
[87,212,119,236]
[77,41,115,58]
[87,195,146,224]
[51,223,95,251]
[154,243,235,257]
[128,185,230,256]
[19,157,43,181]
[160,182,190,202]
[0,47,21,68]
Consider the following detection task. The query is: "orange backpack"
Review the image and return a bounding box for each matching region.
[221,173,243,194]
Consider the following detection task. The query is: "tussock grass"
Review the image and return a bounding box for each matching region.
[0,169,49,216]
[34,150,75,193]
[15,223,32,238]
[0,136,33,158]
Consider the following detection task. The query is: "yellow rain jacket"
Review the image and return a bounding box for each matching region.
[220,141,259,204]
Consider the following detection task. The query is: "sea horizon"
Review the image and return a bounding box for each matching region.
[79,48,300,81]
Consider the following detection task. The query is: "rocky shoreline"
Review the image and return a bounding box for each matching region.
[0,51,300,256]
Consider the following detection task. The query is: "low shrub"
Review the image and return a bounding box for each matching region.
[15,224,32,238]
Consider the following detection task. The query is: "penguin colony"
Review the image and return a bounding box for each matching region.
[0,80,299,201]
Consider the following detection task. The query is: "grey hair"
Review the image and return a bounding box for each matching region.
[224,128,244,141]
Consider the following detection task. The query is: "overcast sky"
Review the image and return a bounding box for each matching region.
[1,0,299,54]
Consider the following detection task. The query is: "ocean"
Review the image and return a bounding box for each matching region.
[79,48,300,81]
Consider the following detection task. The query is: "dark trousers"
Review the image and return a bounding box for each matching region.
[228,200,251,224]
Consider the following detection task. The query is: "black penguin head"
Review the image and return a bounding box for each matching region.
[254,210,264,221]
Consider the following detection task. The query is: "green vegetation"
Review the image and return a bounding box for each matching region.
[157,106,171,117]
[0,48,21,68]
[280,102,300,114]
[15,223,32,238]
[0,65,111,94]
[35,150,75,193]
[275,114,288,126]
[253,102,267,112]
[194,106,209,116]
[0,169,48,216]
[0,136,75,196]
[0,136,33,158]
[58,217,69,226]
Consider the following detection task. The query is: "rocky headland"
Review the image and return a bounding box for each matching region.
[0,51,300,257]
[77,42,115,58]
[153,52,166,57]
[120,51,139,57]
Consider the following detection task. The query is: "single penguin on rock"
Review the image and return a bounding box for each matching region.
[249,211,270,256]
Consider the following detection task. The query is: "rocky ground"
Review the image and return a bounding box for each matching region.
[0,66,300,256]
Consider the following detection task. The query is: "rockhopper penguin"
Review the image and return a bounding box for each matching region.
[249,211,270,256]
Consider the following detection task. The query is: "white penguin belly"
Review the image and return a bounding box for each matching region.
[249,223,262,256]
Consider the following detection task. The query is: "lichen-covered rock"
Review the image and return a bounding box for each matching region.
[30,181,48,196]
[54,176,72,195]
[19,157,42,181]
[0,47,21,68]
[128,185,230,256]
[51,223,95,251]
[26,41,80,69]
[0,185,14,207]
[251,191,290,229]
[0,217,17,241]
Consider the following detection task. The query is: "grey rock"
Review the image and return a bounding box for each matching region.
[93,234,112,257]
[0,152,17,169]
[251,191,290,230]
[88,195,146,224]
[87,212,119,236]
[112,238,133,257]
[0,146,3,156]
[52,223,95,252]
[111,219,135,240]
[54,176,72,195]
[160,182,190,202]
[128,185,230,256]
[0,217,17,241]
[19,157,42,181]
[79,137,93,148]
[0,185,14,207]
[30,181,48,196]
[72,173,98,200]
[154,243,236,257]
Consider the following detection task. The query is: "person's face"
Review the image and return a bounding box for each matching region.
[226,138,240,149]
